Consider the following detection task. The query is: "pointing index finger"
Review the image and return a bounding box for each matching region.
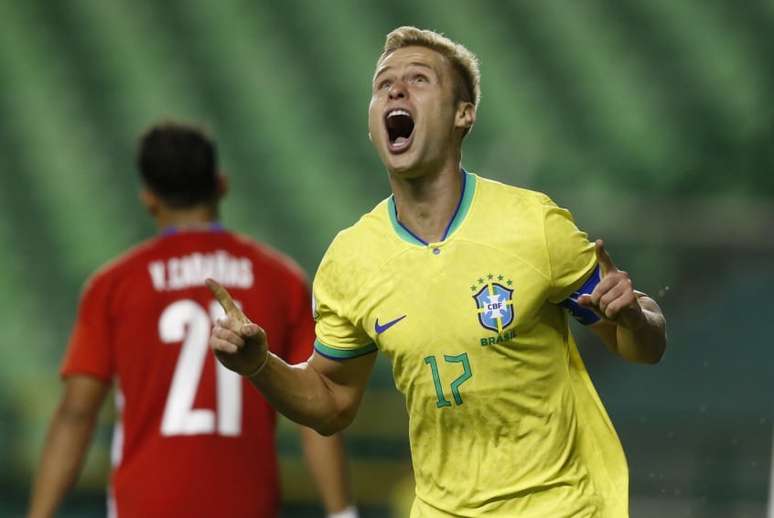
[595,239,618,276]
[206,278,248,324]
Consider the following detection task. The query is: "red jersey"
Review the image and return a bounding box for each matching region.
[61,228,315,518]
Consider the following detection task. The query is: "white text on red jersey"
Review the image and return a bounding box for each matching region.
[148,251,254,291]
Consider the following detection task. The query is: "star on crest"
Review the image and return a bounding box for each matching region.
[469,273,514,293]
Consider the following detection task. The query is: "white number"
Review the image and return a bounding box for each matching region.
[159,299,242,436]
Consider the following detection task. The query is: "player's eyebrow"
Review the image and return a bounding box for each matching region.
[374,62,435,82]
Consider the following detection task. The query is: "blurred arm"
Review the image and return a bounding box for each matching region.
[28,375,109,518]
[298,426,357,515]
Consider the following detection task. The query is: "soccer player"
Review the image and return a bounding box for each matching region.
[208,27,667,517]
[28,122,358,518]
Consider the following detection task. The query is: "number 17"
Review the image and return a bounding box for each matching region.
[424,353,473,407]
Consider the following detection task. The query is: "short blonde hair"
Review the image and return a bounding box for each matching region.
[379,26,481,109]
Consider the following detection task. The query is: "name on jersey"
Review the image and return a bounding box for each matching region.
[480,328,517,346]
[148,250,254,291]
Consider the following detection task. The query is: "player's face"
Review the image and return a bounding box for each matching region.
[368,46,464,177]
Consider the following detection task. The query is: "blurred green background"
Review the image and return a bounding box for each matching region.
[1,0,772,516]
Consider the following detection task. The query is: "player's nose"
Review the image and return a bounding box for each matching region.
[388,80,407,100]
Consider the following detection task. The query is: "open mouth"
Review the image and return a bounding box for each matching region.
[385,109,415,153]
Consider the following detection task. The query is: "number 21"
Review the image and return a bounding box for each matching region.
[159,299,242,436]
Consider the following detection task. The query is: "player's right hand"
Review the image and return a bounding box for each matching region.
[206,278,269,377]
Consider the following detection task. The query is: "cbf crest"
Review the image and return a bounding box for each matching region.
[471,274,515,334]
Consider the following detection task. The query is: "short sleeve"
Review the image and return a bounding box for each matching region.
[312,246,375,360]
[60,273,114,381]
[543,198,597,304]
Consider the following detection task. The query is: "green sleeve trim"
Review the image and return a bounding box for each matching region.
[314,339,377,360]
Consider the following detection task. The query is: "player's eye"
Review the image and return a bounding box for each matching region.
[377,79,392,91]
[412,74,429,84]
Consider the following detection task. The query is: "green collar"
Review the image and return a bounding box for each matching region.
[388,170,476,246]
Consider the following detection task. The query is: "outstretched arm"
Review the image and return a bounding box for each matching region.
[206,279,376,436]
[579,240,667,364]
[28,375,109,518]
[299,427,358,517]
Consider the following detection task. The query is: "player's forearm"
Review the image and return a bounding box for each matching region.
[28,406,98,518]
[299,427,354,514]
[615,301,666,364]
[248,353,354,435]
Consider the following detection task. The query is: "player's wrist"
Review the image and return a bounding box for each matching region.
[244,351,271,378]
[327,505,358,518]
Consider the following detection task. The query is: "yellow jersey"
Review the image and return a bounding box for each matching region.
[312,171,628,517]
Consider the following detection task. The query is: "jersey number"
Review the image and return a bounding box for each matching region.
[159,299,242,436]
[424,353,473,408]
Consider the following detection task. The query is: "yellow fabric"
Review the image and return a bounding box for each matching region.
[313,173,628,517]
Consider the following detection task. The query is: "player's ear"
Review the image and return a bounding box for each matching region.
[455,101,476,132]
[368,130,373,143]
[216,172,229,200]
[139,188,161,217]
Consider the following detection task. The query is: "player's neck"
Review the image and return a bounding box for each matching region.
[154,205,219,232]
[388,161,463,243]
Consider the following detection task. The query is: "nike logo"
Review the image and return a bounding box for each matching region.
[375,315,407,334]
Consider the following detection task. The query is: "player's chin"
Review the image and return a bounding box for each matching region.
[383,153,420,177]
[382,139,420,169]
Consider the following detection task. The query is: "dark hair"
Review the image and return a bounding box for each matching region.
[137,122,218,208]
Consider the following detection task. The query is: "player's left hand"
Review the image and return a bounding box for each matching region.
[578,240,645,330]
[206,278,269,377]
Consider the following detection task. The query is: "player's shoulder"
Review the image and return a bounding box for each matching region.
[315,198,396,283]
[471,174,560,230]
[474,173,555,209]
[226,231,308,283]
[92,237,162,278]
[324,198,392,258]
[79,236,161,294]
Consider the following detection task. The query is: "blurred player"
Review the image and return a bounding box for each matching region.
[208,27,667,517]
[28,122,358,518]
